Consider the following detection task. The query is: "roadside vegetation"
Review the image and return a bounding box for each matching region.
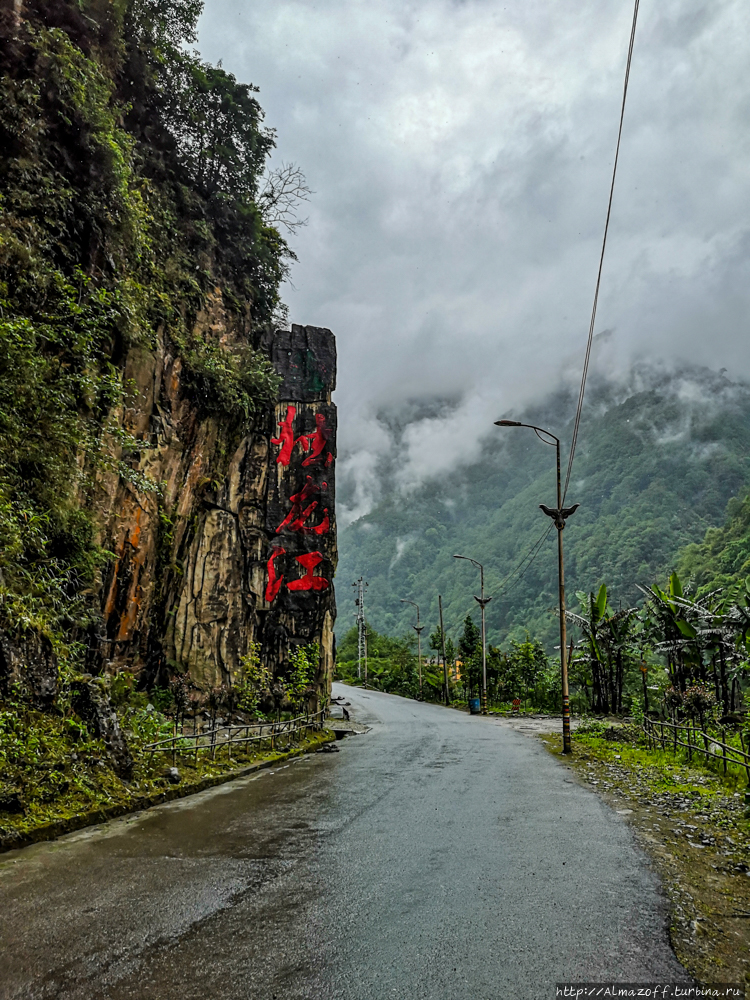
[0,640,326,849]
[0,696,330,851]
[338,569,750,723]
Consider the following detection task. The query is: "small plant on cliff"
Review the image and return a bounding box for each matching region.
[236,641,272,717]
[179,337,280,425]
[287,642,319,714]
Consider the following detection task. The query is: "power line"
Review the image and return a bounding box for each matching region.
[452,524,556,633]
[448,525,555,644]
[491,523,555,600]
[563,0,641,502]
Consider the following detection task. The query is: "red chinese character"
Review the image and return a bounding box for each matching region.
[271,406,310,466]
[275,477,329,536]
[287,551,330,592]
[265,546,286,602]
[301,413,333,467]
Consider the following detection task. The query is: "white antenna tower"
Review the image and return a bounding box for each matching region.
[352,577,368,689]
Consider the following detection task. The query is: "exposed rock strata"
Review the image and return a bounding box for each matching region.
[91,316,337,703]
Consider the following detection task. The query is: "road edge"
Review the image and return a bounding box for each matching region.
[0,730,336,855]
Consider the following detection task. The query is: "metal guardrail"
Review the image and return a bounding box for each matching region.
[143,709,328,767]
[642,716,750,784]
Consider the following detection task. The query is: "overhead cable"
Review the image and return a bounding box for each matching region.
[563,0,641,502]
[491,523,555,599]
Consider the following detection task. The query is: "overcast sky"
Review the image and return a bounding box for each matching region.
[198,0,750,521]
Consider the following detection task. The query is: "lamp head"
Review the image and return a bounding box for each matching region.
[495,419,522,426]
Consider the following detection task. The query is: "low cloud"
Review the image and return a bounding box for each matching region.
[198,0,750,515]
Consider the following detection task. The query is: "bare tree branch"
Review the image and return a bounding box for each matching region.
[258,162,312,233]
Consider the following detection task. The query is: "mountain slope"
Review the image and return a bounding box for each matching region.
[678,492,750,594]
[336,368,750,649]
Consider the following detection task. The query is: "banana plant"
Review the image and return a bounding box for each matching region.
[637,572,701,692]
[567,584,611,714]
[676,578,750,715]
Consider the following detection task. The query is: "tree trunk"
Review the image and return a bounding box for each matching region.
[711,654,720,702]
[592,658,605,713]
[718,646,729,716]
[615,651,624,715]
[607,657,616,716]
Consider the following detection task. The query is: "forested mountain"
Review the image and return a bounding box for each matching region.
[336,367,750,650]
[678,492,750,594]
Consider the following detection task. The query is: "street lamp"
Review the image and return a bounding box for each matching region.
[400,599,424,699]
[453,555,491,715]
[494,420,579,753]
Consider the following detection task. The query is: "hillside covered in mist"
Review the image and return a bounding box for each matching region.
[336,367,750,649]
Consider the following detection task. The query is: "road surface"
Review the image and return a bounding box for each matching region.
[0,685,686,999]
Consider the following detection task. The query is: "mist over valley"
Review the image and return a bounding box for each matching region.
[336,363,750,648]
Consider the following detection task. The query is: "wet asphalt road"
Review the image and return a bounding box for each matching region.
[0,685,686,1000]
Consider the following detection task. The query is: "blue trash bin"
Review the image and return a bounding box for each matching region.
[469,697,481,715]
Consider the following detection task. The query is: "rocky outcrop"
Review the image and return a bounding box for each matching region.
[70,679,134,778]
[0,630,57,709]
[90,314,337,704]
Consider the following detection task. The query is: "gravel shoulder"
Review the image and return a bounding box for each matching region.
[538,726,750,992]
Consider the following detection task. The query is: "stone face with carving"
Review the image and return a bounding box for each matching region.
[88,301,337,707]
[261,328,337,688]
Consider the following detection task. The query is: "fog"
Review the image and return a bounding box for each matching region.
[198,0,750,522]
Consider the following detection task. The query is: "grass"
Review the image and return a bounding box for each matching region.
[0,705,332,850]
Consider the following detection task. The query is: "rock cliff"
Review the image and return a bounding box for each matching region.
[93,320,337,701]
[0,1,336,711]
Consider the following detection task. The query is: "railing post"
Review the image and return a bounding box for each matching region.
[721,727,727,775]
[739,729,750,786]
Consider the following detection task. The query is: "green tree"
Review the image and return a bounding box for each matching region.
[236,641,271,716]
[287,642,319,713]
[458,614,481,697]
[507,634,548,705]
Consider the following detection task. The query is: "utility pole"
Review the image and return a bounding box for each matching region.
[495,420,579,753]
[400,599,424,699]
[353,578,368,689]
[453,555,491,715]
[439,594,450,706]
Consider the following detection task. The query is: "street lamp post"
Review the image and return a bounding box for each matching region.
[494,420,579,754]
[439,594,450,706]
[400,599,424,699]
[453,555,491,715]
